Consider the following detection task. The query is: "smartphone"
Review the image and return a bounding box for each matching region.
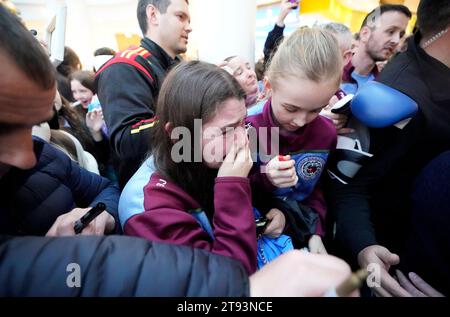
[255,216,269,236]
[330,94,354,116]
[87,99,102,113]
[73,202,106,234]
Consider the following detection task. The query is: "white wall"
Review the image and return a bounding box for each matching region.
[64,0,140,69]
[13,0,257,68]
[14,0,140,69]
[189,0,257,65]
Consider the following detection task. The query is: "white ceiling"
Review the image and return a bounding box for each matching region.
[13,0,134,5]
[12,0,138,21]
[12,0,419,22]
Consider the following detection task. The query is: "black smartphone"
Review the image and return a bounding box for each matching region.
[255,216,269,236]
[73,202,106,234]
[330,94,354,116]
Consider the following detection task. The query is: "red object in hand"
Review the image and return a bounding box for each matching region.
[278,155,291,170]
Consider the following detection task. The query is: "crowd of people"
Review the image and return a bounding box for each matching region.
[0,0,448,297]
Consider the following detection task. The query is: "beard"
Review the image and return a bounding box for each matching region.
[365,33,396,62]
[367,46,392,62]
[366,40,395,62]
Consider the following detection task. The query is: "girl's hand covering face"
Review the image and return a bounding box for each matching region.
[217,130,253,178]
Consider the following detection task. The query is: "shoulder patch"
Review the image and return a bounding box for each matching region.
[96,46,154,81]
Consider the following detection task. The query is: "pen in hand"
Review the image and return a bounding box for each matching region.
[323,269,369,297]
[73,202,106,234]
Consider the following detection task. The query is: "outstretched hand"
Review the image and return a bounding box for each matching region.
[358,245,411,297]
[396,270,444,297]
[278,0,300,27]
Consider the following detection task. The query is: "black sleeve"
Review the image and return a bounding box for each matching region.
[96,63,158,183]
[263,24,285,70]
[330,123,418,259]
[47,106,60,129]
[91,137,110,167]
[0,236,250,297]
[329,175,377,259]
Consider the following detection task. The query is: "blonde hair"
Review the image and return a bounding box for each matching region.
[267,27,342,88]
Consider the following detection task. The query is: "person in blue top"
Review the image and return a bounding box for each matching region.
[340,4,411,95]
[325,5,413,179]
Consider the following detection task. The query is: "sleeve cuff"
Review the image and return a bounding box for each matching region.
[215,177,250,185]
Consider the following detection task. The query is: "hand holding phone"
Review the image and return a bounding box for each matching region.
[255,216,270,236]
[73,202,106,234]
[330,94,354,116]
[87,98,102,113]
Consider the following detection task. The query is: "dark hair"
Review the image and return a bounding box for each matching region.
[94,47,116,56]
[151,61,245,216]
[56,46,82,77]
[57,94,96,153]
[255,58,265,81]
[69,70,96,94]
[417,0,450,36]
[224,56,237,62]
[137,0,189,35]
[56,72,74,102]
[137,0,171,35]
[361,4,412,30]
[0,5,55,90]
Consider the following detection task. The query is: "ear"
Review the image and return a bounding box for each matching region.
[165,122,173,136]
[359,26,371,44]
[146,4,160,27]
[165,122,178,144]
[263,76,271,92]
[342,49,353,66]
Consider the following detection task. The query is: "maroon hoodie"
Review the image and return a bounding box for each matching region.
[246,99,337,236]
[124,172,257,274]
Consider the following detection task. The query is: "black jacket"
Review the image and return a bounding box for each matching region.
[0,235,249,296]
[0,138,120,236]
[263,24,285,71]
[96,38,179,188]
[331,33,450,259]
[400,151,450,296]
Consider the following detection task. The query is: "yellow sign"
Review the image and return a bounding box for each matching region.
[298,0,416,32]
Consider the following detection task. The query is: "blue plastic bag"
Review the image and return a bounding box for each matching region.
[257,234,294,269]
[254,208,294,269]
